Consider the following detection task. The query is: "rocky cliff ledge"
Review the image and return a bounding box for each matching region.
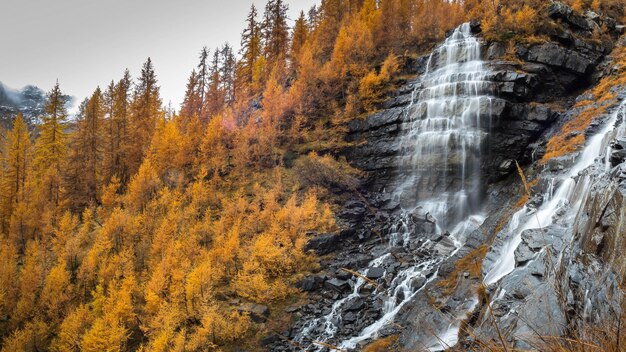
[346,8,621,194]
[270,3,626,351]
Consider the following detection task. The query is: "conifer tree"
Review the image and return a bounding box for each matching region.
[311,0,346,62]
[34,82,69,209]
[112,70,133,186]
[128,58,162,175]
[262,0,289,71]
[0,114,31,234]
[204,50,224,119]
[197,47,210,118]
[180,69,201,119]
[66,88,104,211]
[220,44,237,105]
[103,80,116,180]
[239,5,262,87]
[377,0,412,52]
[290,11,309,71]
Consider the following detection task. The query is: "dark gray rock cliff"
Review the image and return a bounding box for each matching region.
[271,3,626,351]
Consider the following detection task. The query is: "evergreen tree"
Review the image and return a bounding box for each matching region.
[290,11,309,72]
[0,114,31,233]
[239,5,262,87]
[128,58,162,175]
[197,47,210,118]
[377,0,412,52]
[262,0,289,71]
[220,44,236,105]
[311,0,346,62]
[34,82,69,209]
[112,70,133,186]
[103,80,116,184]
[204,50,224,119]
[66,88,104,211]
[181,69,201,119]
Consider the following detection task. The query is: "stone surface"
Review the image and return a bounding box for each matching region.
[270,9,624,351]
[324,278,350,293]
[365,267,385,279]
[305,233,340,255]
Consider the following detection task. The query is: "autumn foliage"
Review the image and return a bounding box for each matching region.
[0,0,623,350]
[542,47,626,163]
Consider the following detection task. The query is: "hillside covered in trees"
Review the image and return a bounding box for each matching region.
[1,0,625,351]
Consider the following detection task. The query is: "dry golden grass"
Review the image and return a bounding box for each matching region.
[362,335,399,352]
[436,245,489,296]
[542,104,607,163]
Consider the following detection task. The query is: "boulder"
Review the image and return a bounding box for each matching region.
[411,276,427,290]
[433,235,457,255]
[514,243,536,265]
[365,267,386,280]
[344,297,365,311]
[343,312,358,323]
[521,229,547,251]
[305,233,340,255]
[299,276,324,292]
[409,208,438,234]
[548,2,572,19]
[547,1,593,31]
[610,138,626,166]
[324,278,351,293]
[260,334,281,346]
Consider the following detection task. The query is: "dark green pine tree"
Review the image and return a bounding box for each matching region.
[262,0,289,71]
[197,47,209,118]
[239,4,262,86]
[220,44,236,105]
[128,58,162,175]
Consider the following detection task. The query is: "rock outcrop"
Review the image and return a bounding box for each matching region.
[345,16,617,196]
[272,3,626,351]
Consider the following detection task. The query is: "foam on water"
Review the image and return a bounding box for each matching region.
[484,100,626,285]
[396,22,492,230]
[295,23,492,350]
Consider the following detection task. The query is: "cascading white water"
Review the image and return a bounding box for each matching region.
[397,22,494,231]
[484,99,626,286]
[295,23,492,351]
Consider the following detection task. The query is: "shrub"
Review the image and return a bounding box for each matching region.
[294,152,362,191]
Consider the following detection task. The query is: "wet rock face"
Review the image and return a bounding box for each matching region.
[305,233,341,255]
[264,214,453,351]
[275,4,624,350]
[474,90,626,350]
[522,42,595,74]
[345,20,612,195]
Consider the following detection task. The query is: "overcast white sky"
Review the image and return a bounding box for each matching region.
[0,0,318,110]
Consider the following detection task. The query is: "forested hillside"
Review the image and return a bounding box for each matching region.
[0,0,624,351]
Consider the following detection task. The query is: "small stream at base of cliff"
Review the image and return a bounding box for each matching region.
[484,99,626,286]
[294,23,495,351]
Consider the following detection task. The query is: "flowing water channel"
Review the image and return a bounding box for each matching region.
[295,23,494,351]
[484,99,626,286]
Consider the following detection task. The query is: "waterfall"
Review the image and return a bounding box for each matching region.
[294,23,492,351]
[396,22,493,231]
[484,99,626,286]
